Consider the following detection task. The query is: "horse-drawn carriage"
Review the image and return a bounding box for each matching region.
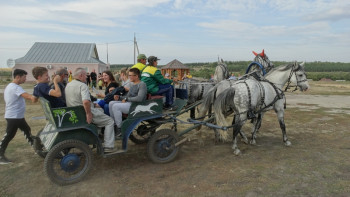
[34,51,309,185]
[34,88,210,185]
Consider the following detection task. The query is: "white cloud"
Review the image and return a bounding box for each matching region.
[0,0,170,33]
[304,5,350,22]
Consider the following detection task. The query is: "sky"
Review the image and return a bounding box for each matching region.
[0,0,349,68]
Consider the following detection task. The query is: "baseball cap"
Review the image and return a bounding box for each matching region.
[137,54,147,60]
[148,56,160,63]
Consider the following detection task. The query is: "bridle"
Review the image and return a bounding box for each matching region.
[218,62,229,80]
[284,62,308,92]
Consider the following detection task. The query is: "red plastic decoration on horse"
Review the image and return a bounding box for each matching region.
[252,49,265,57]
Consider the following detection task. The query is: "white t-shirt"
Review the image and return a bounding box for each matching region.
[4,83,26,118]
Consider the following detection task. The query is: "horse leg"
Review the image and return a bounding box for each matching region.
[190,108,195,119]
[276,110,291,146]
[231,115,248,144]
[213,128,220,144]
[250,113,263,145]
[232,116,243,155]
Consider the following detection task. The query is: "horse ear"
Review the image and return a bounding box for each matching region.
[221,58,224,63]
[252,51,258,56]
[300,62,305,69]
[261,49,265,57]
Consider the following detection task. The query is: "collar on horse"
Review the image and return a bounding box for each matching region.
[246,62,267,76]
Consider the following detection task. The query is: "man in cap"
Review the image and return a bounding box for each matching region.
[141,56,177,110]
[131,54,147,72]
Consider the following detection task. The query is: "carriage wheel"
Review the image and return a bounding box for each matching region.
[129,120,159,144]
[147,129,180,164]
[44,140,92,185]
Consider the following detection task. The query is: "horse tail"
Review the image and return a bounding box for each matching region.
[213,87,235,141]
[198,85,217,118]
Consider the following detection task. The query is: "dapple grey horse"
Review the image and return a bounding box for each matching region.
[214,62,309,155]
[179,59,229,118]
[196,50,274,136]
[213,59,230,83]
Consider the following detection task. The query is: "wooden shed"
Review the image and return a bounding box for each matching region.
[161,59,189,80]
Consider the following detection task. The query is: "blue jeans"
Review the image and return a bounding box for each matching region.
[104,103,110,116]
[153,84,174,106]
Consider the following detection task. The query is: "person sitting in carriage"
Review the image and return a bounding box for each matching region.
[109,68,147,137]
[131,54,147,72]
[141,56,178,111]
[65,68,117,153]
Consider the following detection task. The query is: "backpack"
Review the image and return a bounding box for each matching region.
[103,86,126,104]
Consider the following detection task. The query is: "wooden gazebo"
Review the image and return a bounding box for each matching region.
[161,59,189,80]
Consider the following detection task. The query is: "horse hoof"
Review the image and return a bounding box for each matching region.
[233,149,241,155]
[250,140,256,145]
[241,138,249,144]
[198,139,205,146]
[284,141,292,146]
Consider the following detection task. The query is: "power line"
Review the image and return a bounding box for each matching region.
[96,40,133,45]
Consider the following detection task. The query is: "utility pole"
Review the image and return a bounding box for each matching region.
[134,33,139,64]
[106,43,109,64]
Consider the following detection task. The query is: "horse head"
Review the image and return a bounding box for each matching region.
[290,62,309,92]
[214,59,229,82]
[252,49,274,74]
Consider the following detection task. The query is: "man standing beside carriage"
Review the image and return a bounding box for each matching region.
[0,69,37,164]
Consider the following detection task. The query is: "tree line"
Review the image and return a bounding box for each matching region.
[180,61,350,81]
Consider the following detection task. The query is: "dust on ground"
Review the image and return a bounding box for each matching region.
[0,84,350,196]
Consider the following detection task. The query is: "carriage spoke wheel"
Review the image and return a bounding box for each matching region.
[44,140,92,185]
[130,120,159,144]
[147,129,180,164]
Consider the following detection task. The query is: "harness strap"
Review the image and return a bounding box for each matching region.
[256,81,266,109]
[255,79,285,113]
[198,84,205,100]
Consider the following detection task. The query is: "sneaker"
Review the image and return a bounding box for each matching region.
[114,126,122,140]
[163,103,178,111]
[104,147,118,153]
[163,104,170,110]
[168,105,178,111]
[0,155,12,165]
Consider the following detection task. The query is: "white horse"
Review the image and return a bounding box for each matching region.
[196,50,274,138]
[213,62,309,155]
[179,59,228,118]
[213,59,230,83]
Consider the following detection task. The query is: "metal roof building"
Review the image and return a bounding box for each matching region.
[14,42,108,81]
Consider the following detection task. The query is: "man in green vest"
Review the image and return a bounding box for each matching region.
[141,56,177,110]
[131,54,147,72]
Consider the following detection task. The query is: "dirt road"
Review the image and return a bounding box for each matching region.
[0,93,349,196]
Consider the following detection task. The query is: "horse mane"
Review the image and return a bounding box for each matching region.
[264,63,295,77]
